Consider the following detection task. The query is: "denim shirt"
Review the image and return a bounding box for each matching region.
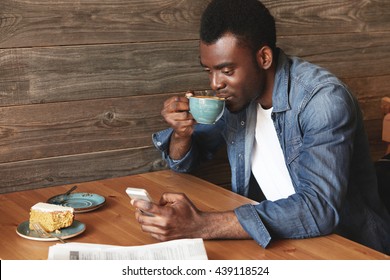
[152,49,390,254]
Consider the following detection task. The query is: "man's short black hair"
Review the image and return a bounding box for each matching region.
[200,0,276,52]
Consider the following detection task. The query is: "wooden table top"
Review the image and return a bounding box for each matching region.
[0,170,388,260]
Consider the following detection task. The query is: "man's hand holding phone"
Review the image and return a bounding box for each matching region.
[126,187,154,216]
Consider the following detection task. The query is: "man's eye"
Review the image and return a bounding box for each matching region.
[222,69,234,76]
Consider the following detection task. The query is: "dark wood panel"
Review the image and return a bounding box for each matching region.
[0,146,166,194]
[0,104,383,194]
[0,94,178,164]
[0,41,209,106]
[344,76,390,101]
[0,87,382,165]
[0,0,209,48]
[1,33,389,107]
[338,75,390,121]
[269,0,390,35]
[0,138,233,194]
[278,32,390,79]
[1,0,389,48]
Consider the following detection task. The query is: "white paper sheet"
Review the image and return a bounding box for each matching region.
[47,238,208,260]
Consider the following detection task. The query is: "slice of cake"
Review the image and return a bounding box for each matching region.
[29,202,74,232]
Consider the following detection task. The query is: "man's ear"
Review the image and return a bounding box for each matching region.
[256,46,273,70]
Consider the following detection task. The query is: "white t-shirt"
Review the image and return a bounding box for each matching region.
[251,104,295,201]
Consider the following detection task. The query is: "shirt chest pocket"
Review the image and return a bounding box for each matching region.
[285,136,302,165]
[223,121,239,145]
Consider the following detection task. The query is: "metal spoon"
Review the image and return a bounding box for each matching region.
[63,185,78,196]
[48,185,78,205]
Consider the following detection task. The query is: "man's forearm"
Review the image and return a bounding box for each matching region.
[169,132,192,160]
[198,211,251,240]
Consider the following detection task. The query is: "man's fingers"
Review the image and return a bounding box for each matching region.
[163,96,190,113]
[159,192,187,205]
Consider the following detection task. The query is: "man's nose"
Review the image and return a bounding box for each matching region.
[210,73,225,91]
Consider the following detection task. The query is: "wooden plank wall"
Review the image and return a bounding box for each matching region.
[1,0,389,193]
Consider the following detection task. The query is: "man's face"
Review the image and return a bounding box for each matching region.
[200,33,265,112]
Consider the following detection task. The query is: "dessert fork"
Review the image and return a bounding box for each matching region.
[31,222,67,243]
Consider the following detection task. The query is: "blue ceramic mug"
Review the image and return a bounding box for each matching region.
[188,92,225,124]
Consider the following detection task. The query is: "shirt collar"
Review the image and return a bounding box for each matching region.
[271,48,291,113]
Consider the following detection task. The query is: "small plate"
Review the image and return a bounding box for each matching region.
[47,193,105,213]
[16,220,86,241]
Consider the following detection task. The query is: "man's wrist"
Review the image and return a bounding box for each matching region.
[169,132,192,160]
[171,131,191,142]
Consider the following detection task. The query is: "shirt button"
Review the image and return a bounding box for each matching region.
[156,141,162,146]
[241,121,245,126]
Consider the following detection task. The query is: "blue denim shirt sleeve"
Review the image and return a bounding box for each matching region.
[234,204,272,247]
[152,118,226,172]
[152,128,200,172]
